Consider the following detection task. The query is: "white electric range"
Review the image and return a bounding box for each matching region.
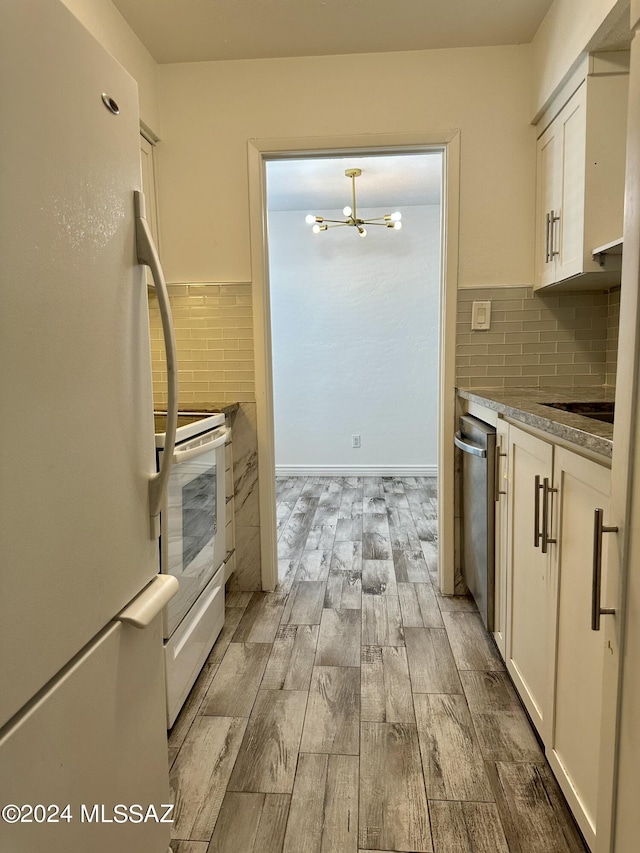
[154,411,227,726]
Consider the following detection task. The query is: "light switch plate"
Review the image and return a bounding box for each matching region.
[471,300,491,330]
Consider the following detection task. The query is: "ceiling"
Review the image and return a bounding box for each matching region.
[266,153,442,212]
[112,0,555,64]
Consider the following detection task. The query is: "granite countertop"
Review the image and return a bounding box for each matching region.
[155,403,240,417]
[180,403,240,417]
[457,386,614,459]
[153,403,240,437]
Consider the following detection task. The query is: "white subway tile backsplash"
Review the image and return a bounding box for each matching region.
[149,282,255,407]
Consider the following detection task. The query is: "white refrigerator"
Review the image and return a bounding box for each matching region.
[0,1,178,851]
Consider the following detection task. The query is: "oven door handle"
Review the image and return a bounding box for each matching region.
[135,190,178,539]
[172,428,229,464]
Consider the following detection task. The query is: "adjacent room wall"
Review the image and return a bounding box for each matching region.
[269,206,441,474]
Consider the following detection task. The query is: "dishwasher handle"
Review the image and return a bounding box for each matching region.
[454,432,487,458]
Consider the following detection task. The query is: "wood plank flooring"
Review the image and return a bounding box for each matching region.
[169,476,587,853]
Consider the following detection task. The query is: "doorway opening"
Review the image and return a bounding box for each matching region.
[266,152,442,483]
[247,132,460,595]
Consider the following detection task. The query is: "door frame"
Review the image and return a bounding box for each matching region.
[247,130,460,593]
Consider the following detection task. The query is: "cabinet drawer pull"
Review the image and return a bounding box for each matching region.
[534,474,543,548]
[541,477,557,554]
[592,508,618,631]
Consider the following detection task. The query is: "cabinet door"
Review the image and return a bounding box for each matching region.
[555,85,587,282]
[505,425,554,739]
[492,419,509,659]
[535,119,561,288]
[548,448,613,853]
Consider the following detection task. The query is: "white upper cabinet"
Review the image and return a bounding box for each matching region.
[534,54,629,291]
[547,447,615,853]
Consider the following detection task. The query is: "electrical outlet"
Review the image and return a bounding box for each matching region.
[352,434,361,448]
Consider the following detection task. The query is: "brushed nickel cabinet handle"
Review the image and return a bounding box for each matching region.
[592,508,618,631]
[541,477,557,554]
[545,212,551,263]
[494,450,507,502]
[534,474,543,548]
[550,209,561,258]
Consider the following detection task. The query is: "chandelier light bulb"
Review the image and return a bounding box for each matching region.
[305,214,316,224]
[393,221,402,230]
[343,206,352,217]
[391,211,402,222]
[312,224,321,234]
[359,227,367,238]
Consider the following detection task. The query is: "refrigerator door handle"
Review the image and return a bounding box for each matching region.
[134,190,178,539]
[116,574,179,629]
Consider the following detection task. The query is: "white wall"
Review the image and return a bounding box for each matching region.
[269,206,440,472]
[60,0,160,132]
[157,45,534,289]
[532,0,626,116]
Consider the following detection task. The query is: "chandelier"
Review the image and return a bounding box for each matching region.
[305,168,402,238]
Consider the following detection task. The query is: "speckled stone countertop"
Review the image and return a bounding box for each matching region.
[155,403,240,417]
[457,386,614,459]
[180,403,240,417]
[153,403,240,436]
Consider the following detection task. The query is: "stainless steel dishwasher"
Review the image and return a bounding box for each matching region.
[454,414,496,630]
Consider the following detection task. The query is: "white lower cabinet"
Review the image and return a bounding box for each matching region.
[505,425,555,741]
[497,421,616,853]
[548,447,615,853]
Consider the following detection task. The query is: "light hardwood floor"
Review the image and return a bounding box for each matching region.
[168,476,587,853]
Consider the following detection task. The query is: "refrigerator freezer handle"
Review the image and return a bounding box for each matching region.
[134,190,178,539]
[116,574,179,629]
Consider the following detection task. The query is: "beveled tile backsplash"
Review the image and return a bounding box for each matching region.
[149,281,618,403]
[149,282,254,408]
[607,287,620,387]
[456,286,618,389]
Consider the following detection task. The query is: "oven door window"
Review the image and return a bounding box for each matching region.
[182,466,217,569]
[162,446,223,637]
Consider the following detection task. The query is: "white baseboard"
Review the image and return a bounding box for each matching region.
[275,465,438,478]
